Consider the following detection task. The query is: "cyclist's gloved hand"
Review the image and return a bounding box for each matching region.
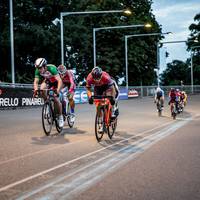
[110,97,115,105]
[54,90,60,97]
[33,90,38,98]
[88,97,93,104]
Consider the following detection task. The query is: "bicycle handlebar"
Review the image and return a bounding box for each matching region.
[91,95,113,100]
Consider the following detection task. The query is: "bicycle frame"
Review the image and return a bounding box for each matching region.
[94,98,112,126]
[92,95,114,142]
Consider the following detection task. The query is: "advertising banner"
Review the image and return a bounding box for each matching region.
[0,87,128,109]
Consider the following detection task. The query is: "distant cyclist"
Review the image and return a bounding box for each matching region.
[168,88,179,114]
[33,58,64,127]
[86,66,119,118]
[154,87,164,108]
[180,90,187,106]
[57,64,76,122]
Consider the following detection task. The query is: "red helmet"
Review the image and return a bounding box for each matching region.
[91,67,102,80]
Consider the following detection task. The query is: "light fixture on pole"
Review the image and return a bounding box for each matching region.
[124,31,171,89]
[52,9,132,64]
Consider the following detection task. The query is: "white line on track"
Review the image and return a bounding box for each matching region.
[17,117,192,200]
[0,119,189,193]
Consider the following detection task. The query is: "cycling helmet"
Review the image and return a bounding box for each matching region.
[57,64,67,75]
[156,87,161,92]
[35,58,47,68]
[91,66,102,80]
[171,88,175,92]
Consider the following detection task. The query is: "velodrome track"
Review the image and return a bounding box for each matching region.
[0,95,200,200]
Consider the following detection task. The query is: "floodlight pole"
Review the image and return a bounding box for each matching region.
[60,10,124,64]
[9,0,15,84]
[93,24,145,68]
[125,32,171,89]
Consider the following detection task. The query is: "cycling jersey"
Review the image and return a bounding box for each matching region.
[169,91,177,102]
[86,71,113,88]
[61,70,76,92]
[156,90,164,99]
[35,64,58,83]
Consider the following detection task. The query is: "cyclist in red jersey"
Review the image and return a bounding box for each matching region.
[86,66,119,118]
[57,64,76,122]
[33,58,64,127]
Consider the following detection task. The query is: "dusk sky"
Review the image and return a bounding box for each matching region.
[152,0,200,72]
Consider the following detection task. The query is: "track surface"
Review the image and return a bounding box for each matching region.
[0,95,200,200]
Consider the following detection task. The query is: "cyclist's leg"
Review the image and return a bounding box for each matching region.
[51,82,63,127]
[160,96,164,108]
[105,85,116,118]
[68,92,75,114]
[40,81,48,101]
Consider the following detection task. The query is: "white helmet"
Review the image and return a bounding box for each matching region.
[35,58,47,68]
[156,87,161,92]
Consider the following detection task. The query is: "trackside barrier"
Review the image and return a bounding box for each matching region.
[0,83,128,109]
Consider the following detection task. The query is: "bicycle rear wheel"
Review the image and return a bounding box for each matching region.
[42,102,53,136]
[95,108,105,142]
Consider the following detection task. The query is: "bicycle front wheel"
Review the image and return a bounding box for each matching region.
[95,108,104,142]
[42,102,53,136]
[66,103,75,128]
[55,117,63,133]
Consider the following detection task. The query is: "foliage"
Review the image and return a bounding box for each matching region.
[161,12,200,86]
[1,0,161,85]
[160,60,190,86]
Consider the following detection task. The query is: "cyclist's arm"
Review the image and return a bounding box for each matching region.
[55,75,63,94]
[68,71,76,92]
[34,77,39,91]
[86,87,92,99]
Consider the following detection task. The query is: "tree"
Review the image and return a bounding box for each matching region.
[187,12,200,85]
[160,60,190,86]
[1,0,160,85]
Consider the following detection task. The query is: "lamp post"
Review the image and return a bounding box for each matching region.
[159,40,198,94]
[93,24,148,67]
[56,10,131,64]
[190,45,200,94]
[125,32,171,89]
[9,0,15,84]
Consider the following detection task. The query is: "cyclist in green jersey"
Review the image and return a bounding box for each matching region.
[33,58,64,127]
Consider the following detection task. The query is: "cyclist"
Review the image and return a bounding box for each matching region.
[154,87,164,109]
[33,58,64,127]
[180,90,187,107]
[168,88,178,115]
[86,66,119,118]
[57,64,76,122]
[175,88,182,112]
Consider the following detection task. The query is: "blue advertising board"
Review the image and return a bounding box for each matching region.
[74,87,128,104]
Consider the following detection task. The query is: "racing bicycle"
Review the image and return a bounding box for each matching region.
[170,102,177,120]
[92,95,117,142]
[155,99,162,117]
[41,89,63,135]
[61,91,75,128]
